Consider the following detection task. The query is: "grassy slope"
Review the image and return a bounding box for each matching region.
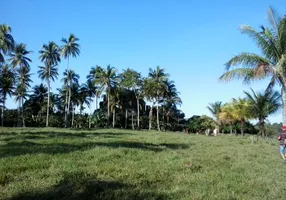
[0,128,285,200]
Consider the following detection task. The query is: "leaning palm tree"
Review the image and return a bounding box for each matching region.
[0,24,14,63]
[207,101,222,133]
[62,69,79,127]
[244,89,281,138]
[148,66,169,131]
[219,7,286,125]
[38,41,60,127]
[0,64,15,126]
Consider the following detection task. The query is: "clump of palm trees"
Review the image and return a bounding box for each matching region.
[0,24,184,130]
[207,88,281,137]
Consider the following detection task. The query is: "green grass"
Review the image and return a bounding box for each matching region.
[0,128,285,200]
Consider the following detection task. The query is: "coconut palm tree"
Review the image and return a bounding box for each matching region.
[143,78,157,130]
[120,68,143,128]
[219,7,286,125]
[8,43,32,127]
[231,98,250,136]
[91,65,118,124]
[8,43,32,69]
[207,101,222,133]
[38,41,61,127]
[148,66,169,131]
[163,79,182,121]
[87,66,105,111]
[0,64,15,126]
[38,64,59,127]
[61,34,80,125]
[219,103,237,134]
[62,69,79,127]
[82,79,96,128]
[0,24,14,63]
[244,89,281,138]
[61,34,80,71]
[14,65,32,127]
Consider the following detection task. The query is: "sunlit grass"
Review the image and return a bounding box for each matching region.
[0,128,285,200]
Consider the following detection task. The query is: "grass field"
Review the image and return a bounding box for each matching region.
[0,128,285,200]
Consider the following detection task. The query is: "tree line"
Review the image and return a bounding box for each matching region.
[0,24,185,130]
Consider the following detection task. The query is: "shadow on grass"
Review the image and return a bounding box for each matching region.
[9,172,169,200]
[0,131,132,142]
[0,140,190,158]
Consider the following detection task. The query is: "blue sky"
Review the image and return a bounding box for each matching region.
[1,0,285,123]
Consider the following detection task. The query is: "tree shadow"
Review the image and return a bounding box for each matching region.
[9,172,169,200]
[0,131,132,142]
[0,140,190,158]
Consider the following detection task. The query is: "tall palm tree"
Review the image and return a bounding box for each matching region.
[38,41,60,127]
[14,65,32,127]
[163,79,182,122]
[120,68,143,128]
[62,69,79,127]
[87,66,105,111]
[8,43,32,127]
[61,34,80,71]
[0,24,14,63]
[244,89,281,138]
[207,101,222,133]
[9,43,32,69]
[61,34,80,126]
[0,64,15,126]
[28,84,48,120]
[219,7,286,125]
[90,65,118,124]
[148,66,169,131]
[82,79,96,128]
[143,78,157,130]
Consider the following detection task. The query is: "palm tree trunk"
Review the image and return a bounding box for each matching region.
[89,101,92,129]
[230,124,233,134]
[167,115,170,124]
[137,99,140,129]
[71,103,75,128]
[125,109,128,129]
[67,84,71,127]
[64,94,68,128]
[149,107,152,130]
[22,97,25,127]
[162,107,165,122]
[282,86,286,126]
[240,121,244,136]
[96,96,98,110]
[17,101,21,127]
[1,98,5,127]
[112,108,115,128]
[107,89,110,123]
[46,79,50,127]
[156,104,160,131]
[132,111,134,130]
